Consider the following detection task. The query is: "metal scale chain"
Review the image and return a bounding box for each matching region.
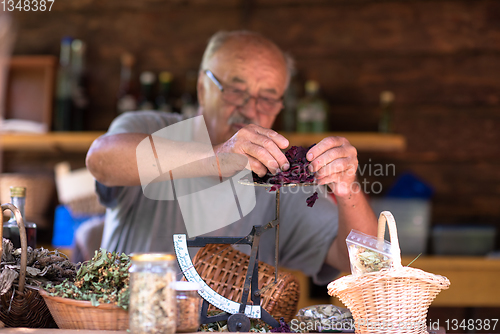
[174,185,284,330]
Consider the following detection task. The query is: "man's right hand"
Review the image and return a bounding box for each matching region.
[214,124,290,177]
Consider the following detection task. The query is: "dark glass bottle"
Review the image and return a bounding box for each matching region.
[117,52,137,114]
[53,37,73,131]
[156,71,173,113]
[138,71,156,110]
[2,187,37,249]
[70,39,88,131]
[378,91,395,133]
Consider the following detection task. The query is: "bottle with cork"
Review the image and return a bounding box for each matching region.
[2,186,37,249]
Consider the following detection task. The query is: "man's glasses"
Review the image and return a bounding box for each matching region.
[204,70,283,116]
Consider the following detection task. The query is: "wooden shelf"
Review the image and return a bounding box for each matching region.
[0,131,405,153]
[0,132,104,153]
[280,132,406,152]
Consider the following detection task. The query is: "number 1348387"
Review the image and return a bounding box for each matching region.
[2,0,54,11]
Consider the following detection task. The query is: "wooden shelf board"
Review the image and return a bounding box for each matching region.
[0,132,104,153]
[0,131,405,153]
[280,132,406,152]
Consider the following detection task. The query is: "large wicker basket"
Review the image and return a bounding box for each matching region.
[38,289,129,330]
[0,203,56,328]
[192,244,300,323]
[328,211,450,334]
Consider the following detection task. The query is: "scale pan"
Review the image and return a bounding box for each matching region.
[238,179,317,188]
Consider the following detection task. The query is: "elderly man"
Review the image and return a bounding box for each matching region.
[86,30,376,284]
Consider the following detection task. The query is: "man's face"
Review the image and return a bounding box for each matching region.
[198,41,288,145]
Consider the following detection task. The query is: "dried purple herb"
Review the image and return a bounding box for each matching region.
[252,145,315,186]
[306,192,319,207]
[270,317,291,333]
[249,145,320,207]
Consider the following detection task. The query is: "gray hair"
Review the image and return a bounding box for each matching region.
[200,30,295,88]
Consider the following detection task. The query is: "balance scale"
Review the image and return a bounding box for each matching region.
[173,180,316,331]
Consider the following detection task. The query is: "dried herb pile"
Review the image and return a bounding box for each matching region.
[46,249,131,310]
[251,145,319,207]
[0,238,76,295]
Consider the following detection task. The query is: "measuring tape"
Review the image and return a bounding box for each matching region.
[173,234,262,318]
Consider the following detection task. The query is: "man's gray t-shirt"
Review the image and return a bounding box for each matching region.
[96,111,340,284]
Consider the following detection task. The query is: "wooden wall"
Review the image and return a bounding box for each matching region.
[9,0,500,245]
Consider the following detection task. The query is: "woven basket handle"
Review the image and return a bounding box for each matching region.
[1,203,28,292]
[377,211,402,270]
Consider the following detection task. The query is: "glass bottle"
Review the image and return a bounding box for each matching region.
[156,71,173,113]
[129,253,177,334]
[180,70,198,119]
[296,80,328,133]
[378,91,395,133]
[2,186,37,249]
[281,69,300,132]
[137,71,156,110]
[70,39,89,131]
[117,52,137,114]
[53,37,73,131]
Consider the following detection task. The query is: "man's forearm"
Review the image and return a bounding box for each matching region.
[86,133,244,187]
[325,183,378,272]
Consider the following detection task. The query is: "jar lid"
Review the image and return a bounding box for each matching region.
[130,253,176,262]
[172,281,201,291]
[10,186,26,197]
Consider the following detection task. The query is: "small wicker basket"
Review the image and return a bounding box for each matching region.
[38,289,129,330]
[192,243,300,323]
[0,203,56,328]
[328,211,450,334]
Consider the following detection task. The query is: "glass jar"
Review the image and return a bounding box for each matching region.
[129,253,177,334]
[173,281,202,333]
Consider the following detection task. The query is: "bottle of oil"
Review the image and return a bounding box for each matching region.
[2,187,37,249]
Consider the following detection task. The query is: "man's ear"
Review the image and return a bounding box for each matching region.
[197,72,206,107]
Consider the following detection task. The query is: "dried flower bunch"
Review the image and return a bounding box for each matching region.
[349,245,392,273]
[46,249,131,310]
[250,145,320,207]
[0,238,76,295]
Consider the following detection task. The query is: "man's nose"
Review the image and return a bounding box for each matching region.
[239,96,258,119]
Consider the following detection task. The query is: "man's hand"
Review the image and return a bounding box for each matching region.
[214,124,290,177]
[306,136,358,197]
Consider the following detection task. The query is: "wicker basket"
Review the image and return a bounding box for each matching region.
[38,289,129,330]
[192,243,300,323]
[327,211,450,334]
[0,203,56,328]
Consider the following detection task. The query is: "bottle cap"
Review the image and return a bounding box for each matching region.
[10,186,26,198]
[130,253,176,262]
[140,71,156,85]
[172,281,201,291]
[380,91,395,104]
[305,80,319,94]
[159,71,173,83]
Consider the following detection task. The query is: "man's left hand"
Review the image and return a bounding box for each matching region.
[306,136,358,197]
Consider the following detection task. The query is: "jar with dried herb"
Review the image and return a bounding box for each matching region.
[173,281,202,333]
[129,253,177,334]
